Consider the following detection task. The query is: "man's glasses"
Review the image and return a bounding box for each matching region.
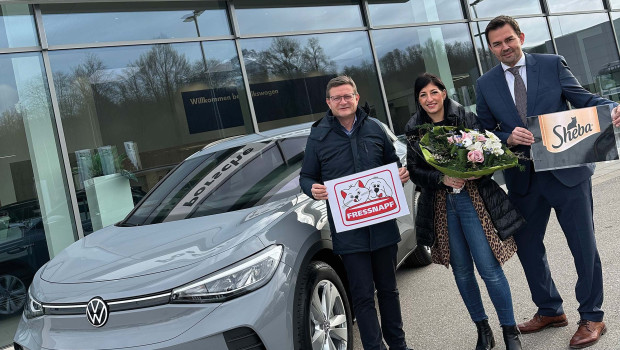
[328,93,356,103]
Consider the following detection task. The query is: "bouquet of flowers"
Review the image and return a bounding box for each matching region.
[415,125,520,178]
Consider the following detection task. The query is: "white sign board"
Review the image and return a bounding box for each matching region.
[324,163,410,233]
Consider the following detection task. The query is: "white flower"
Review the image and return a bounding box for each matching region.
[485,130,501,142]
[467,141,484,151]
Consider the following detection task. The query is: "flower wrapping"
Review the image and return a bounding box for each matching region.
[417,126,519,178]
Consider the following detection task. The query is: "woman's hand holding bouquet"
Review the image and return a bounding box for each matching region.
[411,125,521,179]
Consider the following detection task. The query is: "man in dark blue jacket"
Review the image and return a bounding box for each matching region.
[300,76,411,350]
[476,15,620,349]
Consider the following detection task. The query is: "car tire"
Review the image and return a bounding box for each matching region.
[295,261,353,350]
[0,273,27,315]
[404,244,432,268]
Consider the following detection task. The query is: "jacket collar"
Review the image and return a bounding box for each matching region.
[310,107,369,141]
[315,107,369,128]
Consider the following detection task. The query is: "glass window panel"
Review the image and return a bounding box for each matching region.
[551,13,620,98]
[0,52,76,346]
[368,0,463,26]
[472,17,554,73]
[234,0,362,35]
[240,31,387,131]
[41,1,230,46]
[609,13,620,99]
[48,40,253,234]
[612,0,620,9]
[546,0,604,13]
[467,0,542,19]
[372,23,479,135]
[0,4,38,48]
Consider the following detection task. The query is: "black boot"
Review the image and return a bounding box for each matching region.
[502,325,522,350]
[475,319,495,350]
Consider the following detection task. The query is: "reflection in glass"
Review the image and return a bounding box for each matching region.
[41,2,230,46]
[467,0,541,19]
[551,14,620,96]
[241,31,387,130]
[472,17,553,73]
[125,137,306,225]
[607,13,620,100]
[546,0,603,13]
[234,0,362,35]
[0,53,75,346]
[372,23,479,135]
[368,0,463,26]
[0,4,38,48]
[49,41,253,233]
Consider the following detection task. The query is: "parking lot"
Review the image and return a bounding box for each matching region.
[352,161,620,349]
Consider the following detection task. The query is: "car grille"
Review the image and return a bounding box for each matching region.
[42,292,171,315]
[223,327,266,350]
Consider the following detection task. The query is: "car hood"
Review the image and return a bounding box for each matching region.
[40,200,291,284]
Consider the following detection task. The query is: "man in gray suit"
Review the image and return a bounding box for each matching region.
[475,15,620,349]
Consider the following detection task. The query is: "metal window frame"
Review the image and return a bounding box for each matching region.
[3,0,620,252]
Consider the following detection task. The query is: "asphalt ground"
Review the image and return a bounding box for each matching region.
[352,161,620,350]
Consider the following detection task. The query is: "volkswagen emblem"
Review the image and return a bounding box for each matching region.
[86,297,109,327]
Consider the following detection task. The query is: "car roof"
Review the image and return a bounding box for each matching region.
[188,121,313,160]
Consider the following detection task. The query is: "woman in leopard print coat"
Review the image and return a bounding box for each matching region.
[404,73,525,350]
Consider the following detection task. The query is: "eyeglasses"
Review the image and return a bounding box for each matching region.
[328,93,356,103]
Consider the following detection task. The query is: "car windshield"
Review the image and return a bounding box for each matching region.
[123,136,307,226]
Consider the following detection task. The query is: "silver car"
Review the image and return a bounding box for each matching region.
[14,122,430,350]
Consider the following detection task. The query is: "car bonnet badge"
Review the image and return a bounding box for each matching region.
[86,297,109,327]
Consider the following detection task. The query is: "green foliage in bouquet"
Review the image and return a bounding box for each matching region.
[417,125,520,178]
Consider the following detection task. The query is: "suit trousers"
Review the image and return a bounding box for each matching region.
[508,169,604,322]
[340,244,408,350]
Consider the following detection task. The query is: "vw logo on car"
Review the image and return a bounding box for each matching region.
[86,297,109,327]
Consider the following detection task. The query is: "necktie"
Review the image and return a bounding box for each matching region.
[507,66,527,125]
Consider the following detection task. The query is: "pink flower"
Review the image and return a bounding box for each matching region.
[477,135,487,142]
[447,136,456,144]
[467,149,484,163]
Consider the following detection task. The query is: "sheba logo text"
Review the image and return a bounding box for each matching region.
[551,116,594,149]
[538,107,601,154]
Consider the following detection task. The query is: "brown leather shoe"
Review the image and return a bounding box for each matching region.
[517,313,568,334]
[569,320,606,349]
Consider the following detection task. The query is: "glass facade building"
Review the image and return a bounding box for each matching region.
[1,0,620,345]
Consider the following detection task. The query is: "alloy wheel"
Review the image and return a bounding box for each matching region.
[309,279,348,350]
[0,274,27,314]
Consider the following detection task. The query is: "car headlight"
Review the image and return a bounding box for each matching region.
[170,244,283,303]
[24,289,43,319]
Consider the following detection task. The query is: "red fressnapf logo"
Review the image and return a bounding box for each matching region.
[334,169,401,226]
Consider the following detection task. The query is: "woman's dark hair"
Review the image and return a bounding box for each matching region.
[414,73,446,102]
[413,73,448,116]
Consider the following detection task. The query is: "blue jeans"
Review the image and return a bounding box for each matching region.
[446,190,516,326]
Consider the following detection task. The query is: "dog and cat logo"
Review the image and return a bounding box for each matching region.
[335,171,399,225]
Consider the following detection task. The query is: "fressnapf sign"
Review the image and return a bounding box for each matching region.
[324,163,410,233]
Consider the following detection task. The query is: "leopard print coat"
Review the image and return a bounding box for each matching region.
[431,182,517,268]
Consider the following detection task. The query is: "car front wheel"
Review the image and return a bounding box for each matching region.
[295,261,352,350]
[0,274,27,315]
